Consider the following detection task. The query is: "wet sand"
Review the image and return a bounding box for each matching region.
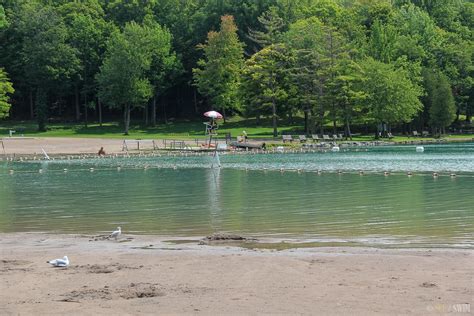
[0,233,472,315]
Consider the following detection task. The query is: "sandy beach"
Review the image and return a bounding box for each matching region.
[1,137,128,155]
[0,233,472,315]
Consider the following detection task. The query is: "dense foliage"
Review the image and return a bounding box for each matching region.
[0,0,472,135]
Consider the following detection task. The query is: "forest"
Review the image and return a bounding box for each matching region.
[0,0,472,137]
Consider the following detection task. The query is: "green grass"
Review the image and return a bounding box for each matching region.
[1,117,472,142]
[0,117,306,140]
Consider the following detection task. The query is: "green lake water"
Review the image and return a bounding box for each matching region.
[0,143,473,248]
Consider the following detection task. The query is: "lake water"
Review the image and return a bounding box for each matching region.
[0,143,473,248]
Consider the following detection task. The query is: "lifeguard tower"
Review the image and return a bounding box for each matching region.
[203,111,223,147]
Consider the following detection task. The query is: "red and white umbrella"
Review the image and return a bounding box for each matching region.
[203,111,223,119]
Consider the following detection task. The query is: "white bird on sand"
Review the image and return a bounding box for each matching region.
[109,226,121,240]
[47,256,69,267]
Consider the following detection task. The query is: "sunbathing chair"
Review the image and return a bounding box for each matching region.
[322,134,331,141]
[311,134,320,142]
[412,131,419,137]
[298,135,307,143]
[282,135,293,143]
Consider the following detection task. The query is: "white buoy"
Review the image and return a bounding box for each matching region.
[407,171,413,177]
[416,146,424,152]
[384,171,390,176]
[39,169,43,173]
[432,172,438,178]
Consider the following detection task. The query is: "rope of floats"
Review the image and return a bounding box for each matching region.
[1,146,473,177]
[3,165,471,178]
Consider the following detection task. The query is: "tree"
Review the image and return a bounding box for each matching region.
[424,70,456,135]
[97,22,157,135]
[285,16,354,135]
[193,15,244,120]
[360,58,423,138]
[241,44,291,137]
[247,7,285,52]
[0,68,14,118]
[0,5,8,29]
[328,60,367,139]
[17,3,80,131]
[143,16,182,126]
[59,1,113,124]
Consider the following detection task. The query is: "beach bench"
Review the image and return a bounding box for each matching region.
[282,135,293,143]
[298,135,307,143]
[122,139,160,151]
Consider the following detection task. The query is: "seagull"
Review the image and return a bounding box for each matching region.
[109,226,121,240]
[47,256,69,267]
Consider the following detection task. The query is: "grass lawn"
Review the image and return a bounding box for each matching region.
[1,117,472,142]
[0,117,306,140]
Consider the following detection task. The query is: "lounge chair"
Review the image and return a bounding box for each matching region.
[298,135,307,143]
[412,131,419,137]
[422,131,429,137]
[338,133,344,140]
[311,134,320,142]
[322,134,331,141]
[387,132,394,139]
[282,135,293,143]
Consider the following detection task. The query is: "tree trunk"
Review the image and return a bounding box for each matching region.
[318,84,324,135]
[256,114,261,126]
[29,90,34,119]
[36,88,47,132]
[304,109,309,135]
[144,101,149,126]
[162,98,167,124]
[222,107,226,123]
[97,96,102,127]
[84,92,88,128]
[123,105,131,135]
[75,83,80,122]
[151,95,157,127]
[272,99,278,138]
[345,118,352,140]
[375,123,380,139]
[193,88,198,114]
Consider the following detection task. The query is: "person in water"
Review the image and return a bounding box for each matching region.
[98,147,106,156]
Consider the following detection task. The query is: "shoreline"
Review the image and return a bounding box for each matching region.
[1,136,473,156]
[1,233,472,315]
